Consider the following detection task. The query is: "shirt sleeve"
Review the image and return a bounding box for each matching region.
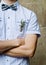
[25,11,41,37]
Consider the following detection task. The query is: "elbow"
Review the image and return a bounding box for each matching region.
[25,47,35,57]
[28,51,34,58]
[26,49,35,58]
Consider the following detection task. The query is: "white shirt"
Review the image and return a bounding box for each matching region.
[0,0,41,65]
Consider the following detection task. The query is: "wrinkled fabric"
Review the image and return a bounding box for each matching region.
[0,0,41,65]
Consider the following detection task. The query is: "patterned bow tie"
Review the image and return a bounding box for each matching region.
[2,4,17,11]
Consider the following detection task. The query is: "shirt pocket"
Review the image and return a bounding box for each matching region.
[17,20,29,31]
[16,20,29,38]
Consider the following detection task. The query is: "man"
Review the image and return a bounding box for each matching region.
[0,0,41,65]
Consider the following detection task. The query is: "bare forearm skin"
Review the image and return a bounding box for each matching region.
[0,40,16,54]
[5,45,34,57]
[0,38,25,54]
[5,34,38,57]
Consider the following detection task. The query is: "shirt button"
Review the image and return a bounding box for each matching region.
[7,59,8,61]
[0,19,2,22]
[8,17,10,19]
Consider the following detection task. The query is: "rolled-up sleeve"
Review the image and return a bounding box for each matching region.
[25,11,41,37]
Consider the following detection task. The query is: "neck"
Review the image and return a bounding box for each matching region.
[3,0,17,5]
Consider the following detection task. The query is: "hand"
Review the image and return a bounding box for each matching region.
[15,38,25,47]
[4,38,25,48]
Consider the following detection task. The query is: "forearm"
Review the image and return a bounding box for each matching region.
[5,45,34,57]
[0,40,15,54]
[5,52,29,57]
[5,34,38,57]
[0,38,25,54]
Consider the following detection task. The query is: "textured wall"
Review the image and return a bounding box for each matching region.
[0,0,46,65]
[19,0,46,65]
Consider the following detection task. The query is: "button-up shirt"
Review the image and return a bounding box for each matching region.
[0,0,41,65]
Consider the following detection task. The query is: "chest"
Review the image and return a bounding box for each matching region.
[0,8,29,40]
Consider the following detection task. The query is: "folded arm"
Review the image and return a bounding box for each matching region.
[0,39,24,54]
[5,34,38,57]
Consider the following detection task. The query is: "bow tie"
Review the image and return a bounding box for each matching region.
[2,4,17,11]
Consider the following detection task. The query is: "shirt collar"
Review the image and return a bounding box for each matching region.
[1,0,7,4]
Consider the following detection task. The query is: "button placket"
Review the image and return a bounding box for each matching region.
[7,16,10,29]
[6,15,11,40]
[6,28,10,40]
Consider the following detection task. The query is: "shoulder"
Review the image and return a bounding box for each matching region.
[19,5,37,20]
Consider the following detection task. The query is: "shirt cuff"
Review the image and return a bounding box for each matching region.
[25,31,41,37]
